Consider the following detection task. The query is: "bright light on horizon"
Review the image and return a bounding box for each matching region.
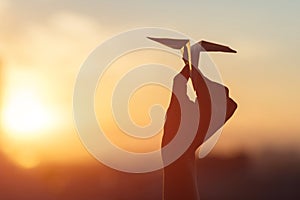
[2,88,54,139]
[1,87,57,169]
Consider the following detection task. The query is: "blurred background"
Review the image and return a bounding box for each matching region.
[0,0,299,199]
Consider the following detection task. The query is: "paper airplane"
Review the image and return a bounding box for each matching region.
[147,37,236,72]
[148,36,238,158]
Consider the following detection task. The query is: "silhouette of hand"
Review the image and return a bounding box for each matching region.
[162,63,210,163]
[179,62,190,80]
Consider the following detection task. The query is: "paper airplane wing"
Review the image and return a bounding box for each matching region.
[198,40,237,53]
[147,37,192,71]
[147,37,189,49]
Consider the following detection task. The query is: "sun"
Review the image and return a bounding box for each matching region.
[2,89,53,139]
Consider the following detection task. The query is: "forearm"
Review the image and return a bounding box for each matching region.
[163,157,199,200]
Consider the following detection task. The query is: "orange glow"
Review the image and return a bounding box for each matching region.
[0,68,89,168]
[9,149,40,169]
[94,49,182,153]
[0,4,299,171]
[2,89,54,138]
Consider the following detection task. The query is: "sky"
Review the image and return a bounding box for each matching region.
[0,0,300,169]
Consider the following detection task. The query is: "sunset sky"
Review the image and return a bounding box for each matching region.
[0,0,300,170]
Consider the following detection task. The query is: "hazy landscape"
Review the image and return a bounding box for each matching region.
[1,150,299,200]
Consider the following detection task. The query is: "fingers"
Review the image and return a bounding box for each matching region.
[190,66,208,97]
[190,66,199,85]
[179,63,190,80]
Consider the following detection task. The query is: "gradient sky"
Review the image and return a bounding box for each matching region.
[0,0,299,168]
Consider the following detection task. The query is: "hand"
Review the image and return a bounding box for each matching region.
[179,62,190,80]
[163,64,204,162]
